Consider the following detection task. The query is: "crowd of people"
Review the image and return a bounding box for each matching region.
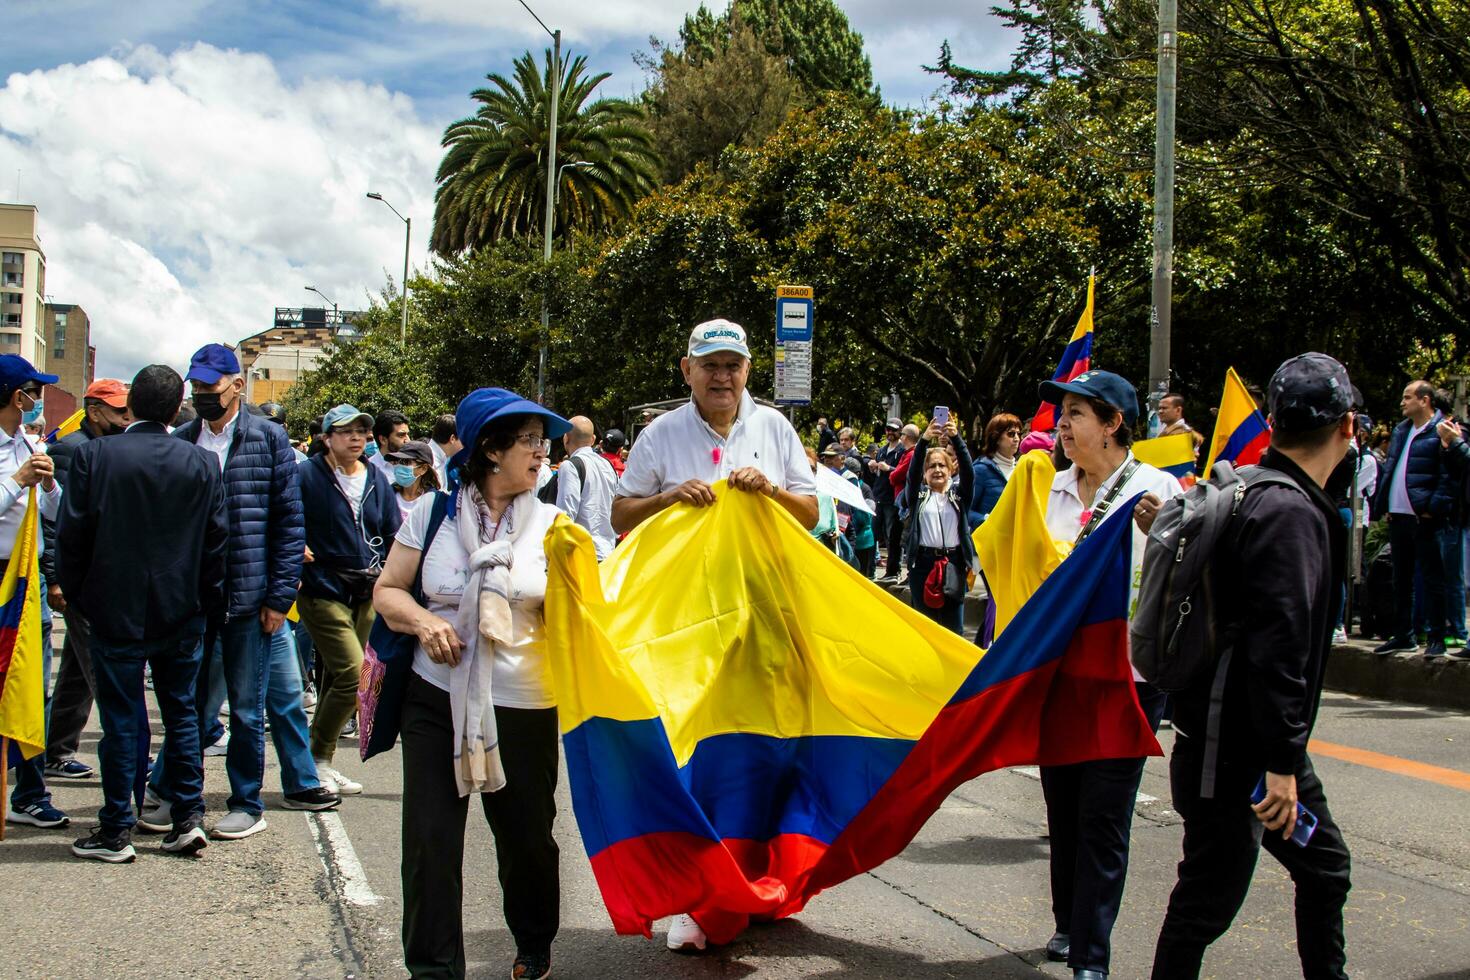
[1,313,1455,980]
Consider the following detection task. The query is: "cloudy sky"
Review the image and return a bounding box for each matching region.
[0,0,1016,380]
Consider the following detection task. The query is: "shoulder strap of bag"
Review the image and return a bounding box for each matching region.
[411,491,451,604]
[1074,458,1142,548]
[571,454,587,484]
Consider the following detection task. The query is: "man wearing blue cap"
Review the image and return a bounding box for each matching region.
[0,354,69,832]
[610,319,818,954]
[140,343,321,842]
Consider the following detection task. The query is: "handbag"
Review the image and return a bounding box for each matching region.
[359,491,450,762]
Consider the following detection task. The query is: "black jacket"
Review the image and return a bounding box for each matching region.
[55,421,229,643]
[1174,449,1346,776]
[297,452,401,604]
[903,434,976,571]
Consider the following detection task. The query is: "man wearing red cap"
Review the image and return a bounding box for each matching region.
[43,379,133,781]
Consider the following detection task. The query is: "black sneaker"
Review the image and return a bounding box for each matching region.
[1425,639,1447,658]
[1446,647,1470,661]
[72,828,136,863]
[162,816,208,856]
[512,951,551,980]
[283,785,342,811]
[1373,636,1418,656]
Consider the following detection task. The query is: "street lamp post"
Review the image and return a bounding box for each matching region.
[1147,0,1179,435]
[304,285,338,324]
[365,192,411,344]
[515,0,563,404]
[556,160,593,204]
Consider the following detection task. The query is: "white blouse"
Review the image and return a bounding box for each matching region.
[918,489,962,549]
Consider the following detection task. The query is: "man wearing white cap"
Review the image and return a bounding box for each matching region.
[610,318,818,953]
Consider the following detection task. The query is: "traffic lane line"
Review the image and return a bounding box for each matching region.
[1310,738,1470,793]
[307,810,385,906]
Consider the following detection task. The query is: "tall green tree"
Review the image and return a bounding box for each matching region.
[678,0,875,98]
[431,49,659,255]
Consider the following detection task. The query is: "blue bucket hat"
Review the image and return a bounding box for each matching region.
[1038,370,1140,428]
[446,388,571,507]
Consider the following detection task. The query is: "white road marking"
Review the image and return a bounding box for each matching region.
[307,811,383,907]
[1010,766,1041,780]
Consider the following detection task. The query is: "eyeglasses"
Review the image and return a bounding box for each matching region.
[511,432,546,451]
[334,427,370,437]
[1005,429,1021,437]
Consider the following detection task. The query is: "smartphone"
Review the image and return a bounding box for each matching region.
[1250,775,1319,847]
[934,406,950,426]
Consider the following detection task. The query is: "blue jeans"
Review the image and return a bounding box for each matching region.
[149,615,270,814]
[1439,523,1467,641]
[11,588,55,809]
[91,625,205,833]
[266,624,321,794]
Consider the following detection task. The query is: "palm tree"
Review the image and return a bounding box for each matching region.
[431,50,660,255]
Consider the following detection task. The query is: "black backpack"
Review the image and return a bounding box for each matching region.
[1131,461,1305,797]
[537,455,586,504]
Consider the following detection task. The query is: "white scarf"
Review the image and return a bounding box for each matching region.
[448,483,531,797]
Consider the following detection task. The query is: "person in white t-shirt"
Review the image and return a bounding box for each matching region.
[554,415,619,560]
[374,387,571,980]
[610,318,818,955]
[1033,370,1182,979]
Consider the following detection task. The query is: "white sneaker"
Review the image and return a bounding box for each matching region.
[316,761,362,795]
[203,731,230,757]
[1332,627,1348,645]
[302,686,317,710]
[666,913,707,952]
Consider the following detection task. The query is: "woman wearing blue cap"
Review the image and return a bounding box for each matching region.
[1034,370,1182,980]
[374,387,571,980]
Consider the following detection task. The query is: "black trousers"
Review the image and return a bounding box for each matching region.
[908,547,965,634]
[878,502,903,576]
[1152,742,1351,980]
[1040,682,1166,973]
[400,673,561,978]
[46,606,96,764]
[1389,514,1446,641]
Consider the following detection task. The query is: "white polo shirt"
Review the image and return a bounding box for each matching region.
[1047,452,1183,679]
[616,391,817,499]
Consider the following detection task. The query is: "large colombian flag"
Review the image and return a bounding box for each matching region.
[1201,367,1271,478]
[1031,274,1095,432]
[1133,433,1199,486]
[543,478,1159,943]
[0,489,46,761]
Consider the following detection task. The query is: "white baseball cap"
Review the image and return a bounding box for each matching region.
[687,318,751,359]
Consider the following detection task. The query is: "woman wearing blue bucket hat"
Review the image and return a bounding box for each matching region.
[375,387,571,980]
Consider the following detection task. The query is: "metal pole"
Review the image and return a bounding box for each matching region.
[400,216,411,344]
[537,30,561,404]
[1147,0,1178,435]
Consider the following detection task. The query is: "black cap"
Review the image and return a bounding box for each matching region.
[1268,353,1359,432]
[602,428,627,452]
[1038,370,1140,427]
[384,440,434,465]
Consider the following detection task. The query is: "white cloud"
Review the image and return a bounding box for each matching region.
[379,0,700,43]
[0,43,442,380]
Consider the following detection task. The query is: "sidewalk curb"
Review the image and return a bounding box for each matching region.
[881,582,1470,712]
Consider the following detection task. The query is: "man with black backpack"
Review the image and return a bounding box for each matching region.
[1144,353,1356,980]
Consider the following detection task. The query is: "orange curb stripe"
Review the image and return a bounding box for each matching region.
[1309,739,1470,793]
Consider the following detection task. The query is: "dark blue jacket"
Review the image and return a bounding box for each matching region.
[969,456,1009,528]
[1372,413,1458,520]
[174,410,305,618]
[905,434,977,572]
[297,452,401,604]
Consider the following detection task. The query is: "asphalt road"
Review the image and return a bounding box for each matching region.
[3,690,1468,979]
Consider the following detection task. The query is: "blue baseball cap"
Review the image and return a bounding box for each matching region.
[185,343,242,384]
[322,404,374,431]
[0,354,58,392]
[1039,370,1140,428]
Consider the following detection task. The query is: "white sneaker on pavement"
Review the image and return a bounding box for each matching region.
[316,761,362,795]
[1332,627,1348,645]
[203,731,230,757]
[666,913,707,952]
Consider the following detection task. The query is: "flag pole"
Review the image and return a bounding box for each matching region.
[1,736,8,840]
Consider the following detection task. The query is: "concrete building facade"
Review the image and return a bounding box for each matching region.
[43,303,95,396]
[0,204,48,365]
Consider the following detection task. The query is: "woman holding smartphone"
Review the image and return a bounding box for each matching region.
[903,411,975,633]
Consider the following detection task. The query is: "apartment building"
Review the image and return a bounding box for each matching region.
[0,204,48,365]
[43,303,95,395]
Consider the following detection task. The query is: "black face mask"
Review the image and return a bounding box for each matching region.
[194,391,231,422]
[101,420,128,437]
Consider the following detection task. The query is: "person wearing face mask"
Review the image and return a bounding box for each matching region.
[371,410,411,480]
[141,344,326,841]
[903,415,975,633]
[297,404,402,796]
[384,440,440,521]
[0,355,69,833]
[41,379,133,784]
[375,388,572,980]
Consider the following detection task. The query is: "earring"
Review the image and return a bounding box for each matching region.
[491,463,500,474]
[1103,437,1110,450]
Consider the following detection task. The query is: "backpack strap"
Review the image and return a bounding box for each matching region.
[411,491,451,605]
